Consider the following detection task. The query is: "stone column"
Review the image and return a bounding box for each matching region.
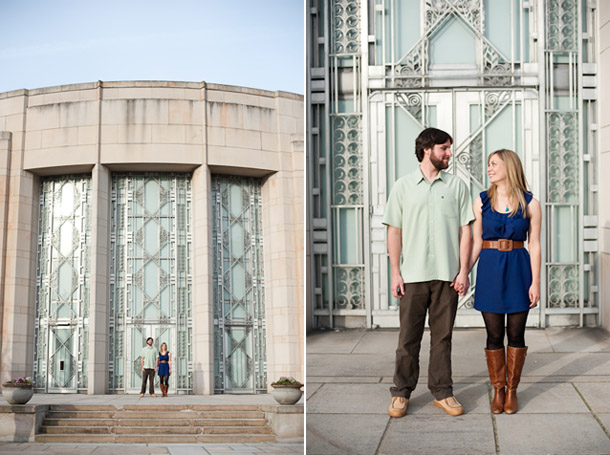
[0,93,39,383]
[261,93,305,389]
[192,84,214,394]
[0,132,11,373]
[88,164,110,393]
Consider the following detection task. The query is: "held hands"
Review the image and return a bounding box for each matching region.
[391,274,405,299]
[529,283,540,308]
[450,271,470,296]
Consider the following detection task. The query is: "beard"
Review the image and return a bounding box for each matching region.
[430,153,450,171]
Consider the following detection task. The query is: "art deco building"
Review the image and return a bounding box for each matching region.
[307,0,610,330]
[0,80,304,394]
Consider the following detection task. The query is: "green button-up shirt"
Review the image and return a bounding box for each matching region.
[141,346,157,369]
[382,168,474,283]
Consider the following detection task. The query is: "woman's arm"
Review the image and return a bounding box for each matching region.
[168,352,172,375]
[467,196,483,273]
[528,198,542,307]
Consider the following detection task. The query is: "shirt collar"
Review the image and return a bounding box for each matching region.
[411,167,446,185]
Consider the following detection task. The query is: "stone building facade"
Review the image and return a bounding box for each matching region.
[0,80,304,394]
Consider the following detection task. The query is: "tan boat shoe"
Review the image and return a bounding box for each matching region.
[433,396,464,416]
[389,396,408,417]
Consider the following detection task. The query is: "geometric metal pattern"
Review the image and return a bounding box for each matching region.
[109,173,192,392]
[332,0,360,54]
[394,1,511,87]
[34,176,91,391]
[212,175,266,393]
[308,0,600,327]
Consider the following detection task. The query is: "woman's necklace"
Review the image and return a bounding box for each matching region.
[499,195,510,212]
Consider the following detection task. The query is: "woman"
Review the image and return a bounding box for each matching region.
[156,342,172,397]
[468,149,541,414]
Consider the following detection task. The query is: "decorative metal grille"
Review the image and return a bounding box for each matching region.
[109,174,192,392]
[332,0,360,55]
[212,175,267,393]
[34,176,91,391]
[393,0,511,87]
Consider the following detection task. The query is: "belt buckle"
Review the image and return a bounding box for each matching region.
[498,239,513,252]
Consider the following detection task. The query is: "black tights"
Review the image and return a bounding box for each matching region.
[482,310,529,350]
[159,375,169,386]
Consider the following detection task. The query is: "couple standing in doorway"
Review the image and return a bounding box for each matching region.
[384,127,541,417]
[140,337,172,398]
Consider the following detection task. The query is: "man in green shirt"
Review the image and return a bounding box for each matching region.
[140,337,158,397]
[383,128,474,417]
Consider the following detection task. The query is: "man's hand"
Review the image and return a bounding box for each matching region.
[450,271,470,296]
[391,274,405,299]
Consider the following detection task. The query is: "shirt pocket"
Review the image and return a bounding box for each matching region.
[438,193,458,219]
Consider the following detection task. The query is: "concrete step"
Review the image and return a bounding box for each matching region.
[121,404,260,412]
[46,411,116,419]
[113,426,200,435]
[43,418,117,426]
[48,405,116,411]
[112,410,265,419]
[202,426,273,435]
[35,434,276,443]
[40,426,112,434]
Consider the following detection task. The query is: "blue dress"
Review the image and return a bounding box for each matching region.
[158,352,170,376]
[474,191,533,314]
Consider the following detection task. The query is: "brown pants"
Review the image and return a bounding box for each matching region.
[390,280,458,400]
[140,369,155,395]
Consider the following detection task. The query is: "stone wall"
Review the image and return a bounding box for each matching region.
[0,81,304,393]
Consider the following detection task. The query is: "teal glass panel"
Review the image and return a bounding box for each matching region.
[426,105,437,128]
[429,16,476,65]
[35,176,91,391]
[337,99,355,113]
[212,176,266,393]
[337,208,357,265]
[485,105,513,156]
[553,206,577,263]
[515,104,522,158]
[394,0,420,61]
[523,7,530,61]
[484,0,513,59]
[386,105,421,195]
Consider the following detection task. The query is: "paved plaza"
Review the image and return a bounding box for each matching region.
[307,327,610,455]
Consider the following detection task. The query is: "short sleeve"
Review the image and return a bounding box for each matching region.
[458,181,475,226]
[382,181,403,228]
[524,191,533,204]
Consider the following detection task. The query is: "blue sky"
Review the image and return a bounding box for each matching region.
[0,0,304,94]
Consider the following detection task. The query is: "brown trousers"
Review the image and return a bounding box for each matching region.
[140,369,155,395]
[390,280,458,401]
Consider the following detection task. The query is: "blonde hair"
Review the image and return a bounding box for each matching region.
[487,149,530,218]
[160,342,168,353]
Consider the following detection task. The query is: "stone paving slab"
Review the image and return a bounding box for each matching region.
[574,382,610,413]
[378,414,496,455]
[306,330,365,354]
[524,352,610,377]
[306,383,389,414]
[306,414,388,455]
[545,327,610,353]
[495,413,610,455]
[510,382,591,413]
[400,383,491,415]
[307,353,394,377]
[305,383,323,400]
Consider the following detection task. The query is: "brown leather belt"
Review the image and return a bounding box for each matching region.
[482,240,524,252]
[159,360,169,363]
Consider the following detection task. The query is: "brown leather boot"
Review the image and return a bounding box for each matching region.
[484,348,506,414]
[504,346,527,414]
[162,384,168,397]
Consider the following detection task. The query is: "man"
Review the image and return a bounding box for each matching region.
[382,127,473,417]
[140,337,158,397]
